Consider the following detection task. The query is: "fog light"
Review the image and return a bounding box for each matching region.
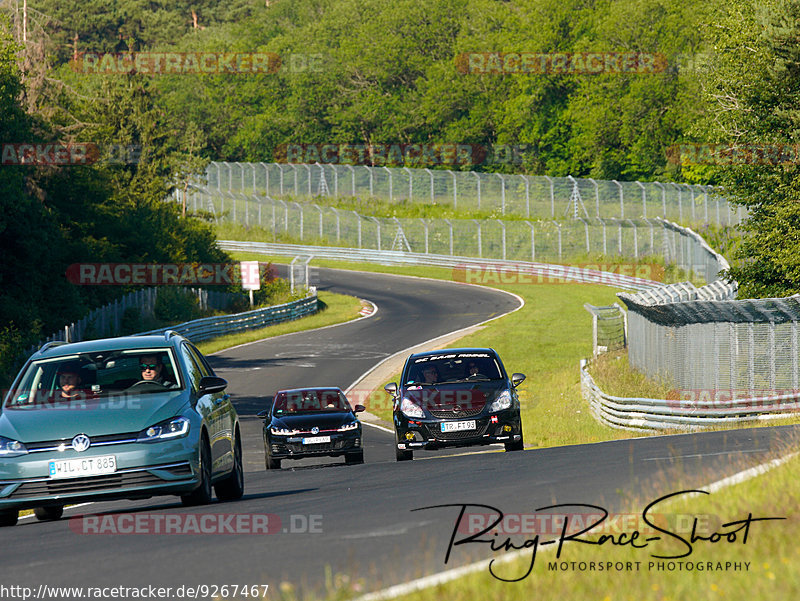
[405,432,415,441]
[503,425,512,432]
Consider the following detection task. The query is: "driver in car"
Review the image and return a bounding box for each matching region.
[138,355,178,388]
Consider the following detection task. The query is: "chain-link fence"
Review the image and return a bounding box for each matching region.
[202,162,744,226]
[188,185,727,283]
[618,286,800,400]
[584,304,627,357]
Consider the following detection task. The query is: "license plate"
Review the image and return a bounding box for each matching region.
[49,455,117,479]
[441,420,476,432]
[302,436,331,444]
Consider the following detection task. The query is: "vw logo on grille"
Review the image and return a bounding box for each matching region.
[453,405,462,413]
[71,434,91,452]
[311,427,320,435]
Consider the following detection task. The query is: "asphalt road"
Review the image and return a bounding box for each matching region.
[2,267,798,599]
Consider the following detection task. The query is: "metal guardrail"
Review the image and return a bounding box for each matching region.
[134,291,318,343]
[580,359,800,430]
[217,240,661,292]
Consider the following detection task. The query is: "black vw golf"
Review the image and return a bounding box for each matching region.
[385,348,525,461]
[258,387,365,469]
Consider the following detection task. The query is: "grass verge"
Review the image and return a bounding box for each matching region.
[296,449,799,601]
[195,291,363,356]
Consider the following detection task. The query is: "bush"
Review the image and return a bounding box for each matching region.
[154,288,203,324]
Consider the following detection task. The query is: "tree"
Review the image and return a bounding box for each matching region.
[699,0,800,297]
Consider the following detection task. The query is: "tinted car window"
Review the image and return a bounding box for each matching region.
[404,353,503,384]
[179,345,203,392]
[5,350,182,406]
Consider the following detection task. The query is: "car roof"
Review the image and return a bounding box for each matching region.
[408,348,498,360]
[275,387,344,395]
[31,333,185,361]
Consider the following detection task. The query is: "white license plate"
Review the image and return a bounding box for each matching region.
[302,436,331,445]
[49,455,117,479]
[441,420,476,432]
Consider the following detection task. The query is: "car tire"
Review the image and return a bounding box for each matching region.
[181,435,213,506]
[215,432,244,501]
[34,506,64,521]
[345,450,364,465]
[396,445,413,461]
[265,451,281,470]
[0,510,18,527]
[505,435,524,452]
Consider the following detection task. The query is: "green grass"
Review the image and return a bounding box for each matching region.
[334,450,799,601]
[195,290,363,356]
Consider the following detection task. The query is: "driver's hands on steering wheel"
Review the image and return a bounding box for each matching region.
[128,380,169,390]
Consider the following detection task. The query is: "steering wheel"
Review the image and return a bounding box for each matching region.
[128,380,169,392]
[467,373,488,380]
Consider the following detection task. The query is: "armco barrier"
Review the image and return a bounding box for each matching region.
[216,240,661,292]
[134,290,318,343]
[580,359,800,431]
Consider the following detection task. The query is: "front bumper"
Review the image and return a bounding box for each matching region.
[0,438,200,511]
[394,410,522,450]
[266,429,362,460]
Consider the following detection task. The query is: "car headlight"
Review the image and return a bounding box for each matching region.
[489,390,513,413]
[0,436,28,457]
[138,417,190,442]
[400,397,424,418]
[338,421,359,432]
[270,427,298,436]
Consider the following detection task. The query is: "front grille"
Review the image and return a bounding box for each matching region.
[7,463,192,499]
[27,432,140,453]
[424,419,489,441]
[285,440,354,453]
[429,406,484,419]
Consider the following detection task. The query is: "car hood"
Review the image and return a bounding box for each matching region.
[0,393,189,442]
[402,381,506,412]
[271,412,356,432]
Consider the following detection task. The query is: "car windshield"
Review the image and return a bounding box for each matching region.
[4,349,183,407]
[403,352,504,385]
[272,390,351,414]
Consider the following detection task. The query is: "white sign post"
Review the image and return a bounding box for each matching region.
[240,261,261,308]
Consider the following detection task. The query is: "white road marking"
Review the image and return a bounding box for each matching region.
[353,450,799,601]
[643,448,769,461]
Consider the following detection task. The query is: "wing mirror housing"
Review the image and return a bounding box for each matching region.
[198,376,228,395]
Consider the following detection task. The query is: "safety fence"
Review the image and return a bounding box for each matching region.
[31,288,241,351]
[189,186,726,283]
[203,162,743,226]
[580,359,800,431]
[618,288,800,400]
[133,291,319,344]
[216,240,662,292]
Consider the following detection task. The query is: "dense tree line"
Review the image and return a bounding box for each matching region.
[24,0,713,182]
[0,19,227,385]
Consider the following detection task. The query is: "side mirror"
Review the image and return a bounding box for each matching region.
[511,373,526,388]
[353,404,366,413]
[384,382,397,396]
[257,409,270,419]
[199,375,227,395]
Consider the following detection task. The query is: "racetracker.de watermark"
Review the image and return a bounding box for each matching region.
[451,262,666,285]
[456,52,668,75]
[71,52,282,74]
[459,511,720,536]
[69,513,322,535]
[274,143,530,167]
[65,262,272,286]
[1,143,142,166]
[666,143,800,166]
